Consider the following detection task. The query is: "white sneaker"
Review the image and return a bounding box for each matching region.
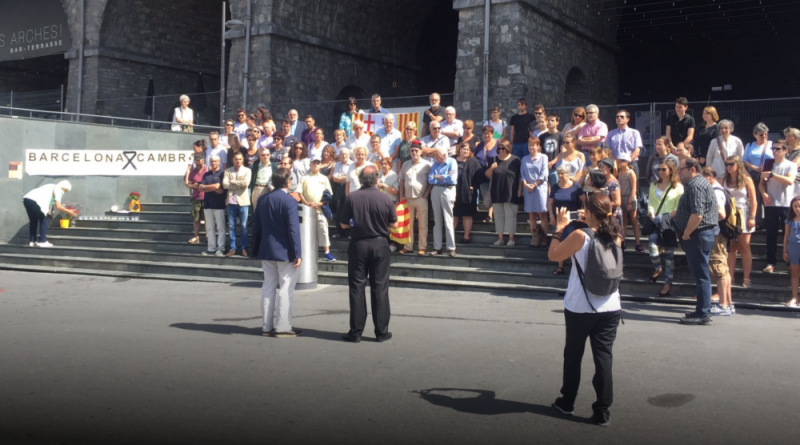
[389,245,397,253]
[493,240,504,246]
[36,241,54,248]
[763,264,775,273]
[710,304,724,315]
[29,242,35,247]
[214,250,224,257]
[506,240,516,247]
[729,304,735,314]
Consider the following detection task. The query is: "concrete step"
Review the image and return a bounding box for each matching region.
[161,195,193,204]
[136,203,192,212]
[105,211,193,223]
[0,244,789,304]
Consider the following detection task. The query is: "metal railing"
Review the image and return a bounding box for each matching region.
[0,87,64,113]
[0,106,221,132]
[95,90,223,131]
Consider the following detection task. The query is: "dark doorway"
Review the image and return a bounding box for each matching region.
[0,54,69,111]
[415,0,458,96]
[564,67,590,106]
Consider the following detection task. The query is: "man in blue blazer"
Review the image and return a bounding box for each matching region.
[251,168,303,338]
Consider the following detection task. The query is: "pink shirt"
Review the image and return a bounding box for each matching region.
[577,120,609,150]
[189,166,207,200]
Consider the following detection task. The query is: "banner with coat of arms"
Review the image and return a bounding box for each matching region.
[351,107,427,139]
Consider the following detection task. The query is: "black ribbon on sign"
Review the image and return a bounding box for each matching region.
[122,151,138,170]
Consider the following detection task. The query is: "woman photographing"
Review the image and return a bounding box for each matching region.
[548,192,622,427]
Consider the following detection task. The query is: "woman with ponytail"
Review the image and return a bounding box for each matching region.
[547,192,622,427]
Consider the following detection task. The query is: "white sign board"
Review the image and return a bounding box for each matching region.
[25,150,194,176]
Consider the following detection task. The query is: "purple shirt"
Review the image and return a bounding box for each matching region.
[577,120,609,149]
[301,127,317,147]
[189,166,207,200]
[607,127,643,161]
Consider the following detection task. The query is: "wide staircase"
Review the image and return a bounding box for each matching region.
[0,195,794,309]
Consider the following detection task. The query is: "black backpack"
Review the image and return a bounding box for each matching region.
[572,228,624,311]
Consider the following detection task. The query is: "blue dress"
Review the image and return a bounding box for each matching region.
[786,220,800,265]
[521,153,549,213]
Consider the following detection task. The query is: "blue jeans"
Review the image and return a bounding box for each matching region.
[512,143,528,159]
[681,228,715,317]
[227,204,249,251]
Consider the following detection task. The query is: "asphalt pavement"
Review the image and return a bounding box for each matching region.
[0,271,798,445]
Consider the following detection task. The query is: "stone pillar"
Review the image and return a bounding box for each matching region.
[454,0,619,123]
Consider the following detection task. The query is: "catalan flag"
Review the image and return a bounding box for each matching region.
[389,199,410,244]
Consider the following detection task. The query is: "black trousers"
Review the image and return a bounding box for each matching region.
[347,236,391,338]
[764,206,788,265]
[23,198,48,243]
[560,309,621,414]
[333,183,350,237]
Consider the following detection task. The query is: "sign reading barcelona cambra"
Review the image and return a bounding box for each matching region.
[26,150,194,176]
[0,0,72,62]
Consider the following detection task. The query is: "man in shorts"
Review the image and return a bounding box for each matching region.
[702,167,732,315]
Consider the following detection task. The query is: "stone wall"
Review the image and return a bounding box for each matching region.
[454,0,620,123]
[0,115,195,243]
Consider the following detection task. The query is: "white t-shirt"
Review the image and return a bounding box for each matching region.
[333,161,354,183]
[24,184,64,215]
[205,146,228,167]
[171,107,194,132]
[234,122,249,141]
[767,159,796,208]
[484,120,507,139]
[347,162,375,192]
[308,141,329,161]
[346,133,372,159]
[563,232,622,313]
[441,119,464,145]
[379,170,400,203]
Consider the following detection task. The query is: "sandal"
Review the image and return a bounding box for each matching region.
[649,268,663,283]
[187,237,200,244]
[742,279,752,288]
[552,267,565,275]
[786,301,798,308]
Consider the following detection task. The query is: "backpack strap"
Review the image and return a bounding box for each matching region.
[572,228,598,313]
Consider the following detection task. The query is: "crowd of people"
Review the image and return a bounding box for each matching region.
[177,94,800,312]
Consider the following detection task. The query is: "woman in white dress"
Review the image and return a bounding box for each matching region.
[723,155,757,288]
[706,119,744,178]
[171,95,194,132]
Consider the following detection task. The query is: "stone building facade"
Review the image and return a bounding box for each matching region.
[38,0,619,127]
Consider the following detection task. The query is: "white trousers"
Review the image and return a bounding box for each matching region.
[431,186,456,251]
[493,203,518,235]
[315,210,330,248]
[203,208,226,252]
[261,260,300,333]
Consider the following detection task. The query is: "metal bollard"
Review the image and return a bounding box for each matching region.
[296,203,318,290]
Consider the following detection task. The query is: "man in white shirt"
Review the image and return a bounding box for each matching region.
[440,106,463,148]
[205,132,228,170]
[421,122,450,159]
[366,135,388,164]
[398,142,431,255]
[346,120,371,159]
[233,108,249,141]
[376,114,402,160]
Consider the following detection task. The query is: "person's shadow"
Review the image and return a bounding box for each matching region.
[412,388,592,423]
[169,322,343,342]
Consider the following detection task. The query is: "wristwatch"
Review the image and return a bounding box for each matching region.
[769,172,774,179]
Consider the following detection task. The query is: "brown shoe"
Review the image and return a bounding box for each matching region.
[241,249,248,257]
[273,328,304,338]
[449,250,456,257]
[224,250,236,257]
[398,248,411,255]
[417,250,426,255]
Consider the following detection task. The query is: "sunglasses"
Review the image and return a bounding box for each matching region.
[725,162,737,167]
[574,114,584,118]
[616,115,627,119]
[225,123,234,127]
[497,147,508,151]
[657,167,669,172]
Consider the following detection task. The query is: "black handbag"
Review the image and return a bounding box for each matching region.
[640,184,672,236]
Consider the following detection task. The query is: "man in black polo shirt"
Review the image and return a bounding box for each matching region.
[666,97,695,147]
[198,155,227,256]
[339,165,398,343]
[422,92,446,138]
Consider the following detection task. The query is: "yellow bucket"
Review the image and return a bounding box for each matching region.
[59,219,70,229]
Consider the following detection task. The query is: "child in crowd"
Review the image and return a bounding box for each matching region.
[618,158,642,252]
[784,196,800,307]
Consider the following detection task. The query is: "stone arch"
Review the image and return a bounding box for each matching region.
[95,0,224,124]
[564,67,591,106]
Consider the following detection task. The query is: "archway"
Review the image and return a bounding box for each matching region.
[97,0,224,125]
[415,0,459,96]
[564,67,590,106]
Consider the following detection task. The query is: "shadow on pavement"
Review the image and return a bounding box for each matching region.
[412,388,593,424]
[169,322,343,341]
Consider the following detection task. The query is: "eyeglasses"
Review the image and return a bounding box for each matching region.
[725,162,736,167]
[574,114,585,118]
[616,115,627,119]
[225,123,234,127]
[657,168,669,172]
[431,127,440,130]
[587,111,598,115]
